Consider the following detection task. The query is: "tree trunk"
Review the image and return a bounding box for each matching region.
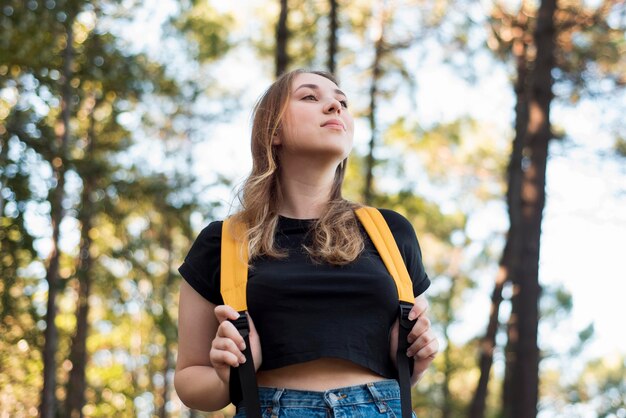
[40,197,63,418]
[363,4,386,205]
[507,1,556,416]
[275,0,289,78]
[327,0,338,74]
[40,14,74,418]
[64,211,93,418]
[468,259,507,418]
[470,9,530,417]
[64,94,99,418]
[502,10,531,415]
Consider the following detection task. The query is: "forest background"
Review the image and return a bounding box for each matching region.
[1,0,625,417]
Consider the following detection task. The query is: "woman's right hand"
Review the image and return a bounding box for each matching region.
[211,305,262,384]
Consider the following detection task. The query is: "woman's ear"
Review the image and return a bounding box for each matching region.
[272,127,282,145]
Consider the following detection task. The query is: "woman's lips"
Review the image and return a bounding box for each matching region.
[321,119,345,130]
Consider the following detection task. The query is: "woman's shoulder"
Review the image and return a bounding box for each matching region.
[376,208,415,236]
[194,219,224,242]
[183,220,224,259]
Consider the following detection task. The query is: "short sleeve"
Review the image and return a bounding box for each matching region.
[178,221,225,305]
[378,209,430,297]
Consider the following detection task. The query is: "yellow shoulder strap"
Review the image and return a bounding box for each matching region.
[221,208,415,309]
[220,217,249,312]
[355,207,415,304]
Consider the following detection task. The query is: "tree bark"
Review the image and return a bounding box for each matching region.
[40,14,74,418]
[275,0,289,78]
[64,197,93,418]
[363,5,387,205]
[507,1,556,416]
[64,94,99,418]
[470,8,530,417]
[468,258,507,418]
[502,10,531,415]
[327,0,338,74]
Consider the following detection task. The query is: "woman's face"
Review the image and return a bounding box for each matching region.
[275,73,354,163]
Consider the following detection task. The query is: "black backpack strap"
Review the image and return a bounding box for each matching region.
[397,302,417,418]
[229,312,261,418]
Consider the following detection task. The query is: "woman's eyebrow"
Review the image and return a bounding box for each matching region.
[294,83,346,97]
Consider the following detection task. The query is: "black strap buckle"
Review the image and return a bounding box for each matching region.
[399,301,415,331]
[229,313,250,339]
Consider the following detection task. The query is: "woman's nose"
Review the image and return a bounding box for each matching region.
[324,98,342,114]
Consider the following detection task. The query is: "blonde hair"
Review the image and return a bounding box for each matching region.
[231,69,364,265]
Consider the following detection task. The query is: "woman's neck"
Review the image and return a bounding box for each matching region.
[278,159,337,220]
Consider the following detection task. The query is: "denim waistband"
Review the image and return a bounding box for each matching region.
[252,379,401,409]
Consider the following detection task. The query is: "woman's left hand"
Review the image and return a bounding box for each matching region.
[389,294,439,384]
[406,295,438,382]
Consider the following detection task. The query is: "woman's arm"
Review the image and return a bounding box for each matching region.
[175,281,262,411]
[174,281,230,411]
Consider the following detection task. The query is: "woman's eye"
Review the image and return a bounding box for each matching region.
[340,100,348,108]
[303,95,317,101]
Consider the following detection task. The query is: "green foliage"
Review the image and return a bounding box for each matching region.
[1,0,206,415]
[615,136,626,157]
[1,1,624,417]
[540,283,573,321]
[0,0,69,75]
[555,1,626,100]
[543,354,626,417]
[171,0,234,63]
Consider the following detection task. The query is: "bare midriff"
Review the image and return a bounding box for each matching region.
[255,358,388,391]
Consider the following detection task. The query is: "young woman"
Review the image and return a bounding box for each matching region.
[175,69,438,417]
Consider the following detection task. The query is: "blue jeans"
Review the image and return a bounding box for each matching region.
[233,379,416,417]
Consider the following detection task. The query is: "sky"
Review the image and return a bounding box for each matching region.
[115,0,626,363]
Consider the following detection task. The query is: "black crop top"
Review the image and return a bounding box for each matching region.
[178,208,430,406]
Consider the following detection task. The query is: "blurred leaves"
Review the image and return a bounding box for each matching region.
[1,1,625,417]
[170,0,233,63]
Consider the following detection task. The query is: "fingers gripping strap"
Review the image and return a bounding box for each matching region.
[221,218,249,312]
[229,313,261,418]
[355,207,415,303]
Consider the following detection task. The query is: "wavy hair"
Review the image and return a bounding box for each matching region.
[230,69,364,265]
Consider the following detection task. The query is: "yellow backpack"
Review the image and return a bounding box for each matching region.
[221,206,416,418]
